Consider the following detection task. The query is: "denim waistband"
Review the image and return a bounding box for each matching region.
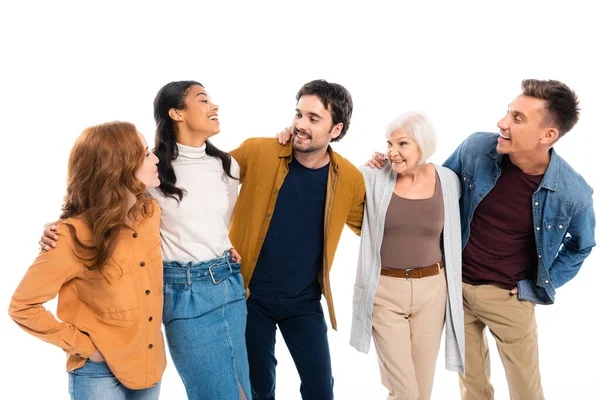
[164,251,240,285]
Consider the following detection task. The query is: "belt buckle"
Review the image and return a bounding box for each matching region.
[404,268,414,280]
[208,263,233,285]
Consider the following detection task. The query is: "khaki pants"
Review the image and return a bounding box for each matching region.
[372,271,447,400]
[460,283,544,400]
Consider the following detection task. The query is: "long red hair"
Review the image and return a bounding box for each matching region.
[60,121,153,272]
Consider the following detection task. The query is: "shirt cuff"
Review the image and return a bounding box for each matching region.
[69,331,96,358]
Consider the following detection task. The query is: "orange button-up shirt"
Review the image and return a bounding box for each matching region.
[9,201,166,390]
[230,138,365,329]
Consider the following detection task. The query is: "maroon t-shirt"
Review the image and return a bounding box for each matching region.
[462,157,544,290]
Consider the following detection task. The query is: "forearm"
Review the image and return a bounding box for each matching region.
[9,302,96,357]
[548,246,593,288]
[9,233,96,357]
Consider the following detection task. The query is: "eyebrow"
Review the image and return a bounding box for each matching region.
[508,104,527,120]
[511,110,527,120]
[196,92,208,97]
[296,109,322,119]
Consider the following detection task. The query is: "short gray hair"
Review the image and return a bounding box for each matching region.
[385,111,437,164]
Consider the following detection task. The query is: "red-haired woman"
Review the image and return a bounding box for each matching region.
[9,121,165,399]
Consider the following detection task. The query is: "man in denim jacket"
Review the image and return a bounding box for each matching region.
[444,79,595,400]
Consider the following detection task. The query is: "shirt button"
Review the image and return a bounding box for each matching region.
[252,257,257,261]
[149,316,153,322]
[266,213,272,217]
[538,254,542,258]
[536,227,540,231]
[558,225,563,229]
[75,353,81,357]
[148,344,153,349]
[535,202,539,206]
[273,189,278,194]
[544,280,549,284]
[469,184,473,189]
[140,261,145,267]
[145,290,151,295]
[547,225,551,229]
[132,233,138,238]
[463,177,466,181]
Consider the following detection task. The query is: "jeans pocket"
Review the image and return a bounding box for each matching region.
[70,359,112,377]
[515,297,534,312]
[86,359,107,365]
[231,271,246,301]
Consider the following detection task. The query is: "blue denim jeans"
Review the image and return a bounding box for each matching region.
[68,360,161,399]
[163,251,251,400]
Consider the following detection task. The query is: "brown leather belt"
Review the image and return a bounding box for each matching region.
[380,260,444,279]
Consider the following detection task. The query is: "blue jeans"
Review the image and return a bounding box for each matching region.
[68,360,161,399]
[163,251,251,400]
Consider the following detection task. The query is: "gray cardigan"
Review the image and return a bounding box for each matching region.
[349,163,465,374]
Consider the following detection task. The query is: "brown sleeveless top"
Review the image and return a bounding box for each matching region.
[380,172,444,269]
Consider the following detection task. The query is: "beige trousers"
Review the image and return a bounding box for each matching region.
[460,283,544,400]
[372,271,447,400]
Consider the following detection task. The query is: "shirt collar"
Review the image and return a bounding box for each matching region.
[487,142,559,192]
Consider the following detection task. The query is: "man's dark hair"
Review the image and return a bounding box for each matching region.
[521,79,580,137]
[296,79,353,142]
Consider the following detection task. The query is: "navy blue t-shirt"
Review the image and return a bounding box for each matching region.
[249,157,329,303]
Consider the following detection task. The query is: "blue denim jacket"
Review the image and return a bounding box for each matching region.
[443,132,596,304]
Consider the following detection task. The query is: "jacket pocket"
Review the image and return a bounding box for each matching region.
[84,266,139,323]
[352,286,367,320]
[461,169,475,193]
[543,216,570,248]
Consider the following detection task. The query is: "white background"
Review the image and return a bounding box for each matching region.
[1,1,599,399]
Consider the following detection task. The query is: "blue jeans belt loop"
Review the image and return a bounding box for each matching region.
[186,268,192,286]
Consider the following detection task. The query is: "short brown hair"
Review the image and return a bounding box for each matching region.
[521,79,580,136]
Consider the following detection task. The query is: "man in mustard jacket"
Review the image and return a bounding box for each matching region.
[229,79,365,400]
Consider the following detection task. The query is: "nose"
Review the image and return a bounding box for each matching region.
[212,101,219,111]
[497,114,509,130]
[296,116,309,131]
[153,153,159,164]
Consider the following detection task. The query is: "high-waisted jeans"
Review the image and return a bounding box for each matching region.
[163,251,251,400]
[68,360,161,400]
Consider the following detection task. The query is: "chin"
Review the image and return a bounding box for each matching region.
[391,165,406,174]
[292,141,309,152]
[496,144,508,155]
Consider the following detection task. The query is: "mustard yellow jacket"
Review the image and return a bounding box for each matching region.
[230,138,365,329]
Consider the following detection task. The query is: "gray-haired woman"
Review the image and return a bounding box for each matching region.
[350,112,465,400]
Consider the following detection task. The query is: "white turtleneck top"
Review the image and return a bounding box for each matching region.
[148,143,240,262]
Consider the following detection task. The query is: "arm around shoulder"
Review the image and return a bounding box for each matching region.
[346,169,366,235]
[439,165,462,199]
